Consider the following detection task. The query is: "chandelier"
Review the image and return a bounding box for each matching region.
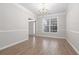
[39,3,48,16]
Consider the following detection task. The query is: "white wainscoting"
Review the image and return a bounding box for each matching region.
[0,30,28,50]
[66,30,79,54]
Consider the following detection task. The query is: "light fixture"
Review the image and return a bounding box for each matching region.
[39,3,48,16]
[38,3,55,16]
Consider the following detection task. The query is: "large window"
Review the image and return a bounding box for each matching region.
[43,17,57,32]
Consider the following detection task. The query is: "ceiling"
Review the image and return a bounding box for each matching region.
[20,3,68,16]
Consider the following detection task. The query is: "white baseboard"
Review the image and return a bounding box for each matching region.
[66,39,79,54]
[0,39,28,51]
[35,35,65,39]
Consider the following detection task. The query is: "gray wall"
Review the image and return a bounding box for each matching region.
[66,3,79,54]
[0,3,36,50]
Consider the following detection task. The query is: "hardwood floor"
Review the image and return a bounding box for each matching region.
[0,36,77,55]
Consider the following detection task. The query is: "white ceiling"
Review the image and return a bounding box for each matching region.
[20,3,68,15]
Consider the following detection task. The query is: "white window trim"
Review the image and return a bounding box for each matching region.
[42,16,58,33]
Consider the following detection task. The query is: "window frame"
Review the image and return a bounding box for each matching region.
[42,16,58,33]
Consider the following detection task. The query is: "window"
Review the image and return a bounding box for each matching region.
[43,17,57,32]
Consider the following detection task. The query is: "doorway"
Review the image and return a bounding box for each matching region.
[28,20,36,36]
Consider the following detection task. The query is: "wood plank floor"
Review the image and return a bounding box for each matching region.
[0,36,77,55]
